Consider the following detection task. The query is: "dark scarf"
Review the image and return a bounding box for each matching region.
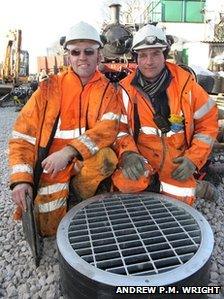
[138,67,171,99]
[137,67,172,118]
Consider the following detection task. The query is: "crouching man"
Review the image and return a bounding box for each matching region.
[112,24,219,204]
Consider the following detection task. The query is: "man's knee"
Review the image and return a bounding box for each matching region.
[70,147,118,200]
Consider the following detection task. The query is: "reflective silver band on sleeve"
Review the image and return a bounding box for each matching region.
[193,133,215,146]
[101,112,120,121]
[11,164,33,175]
[76,134,99,155]
[194,98,216,120]
[12,130,36,145]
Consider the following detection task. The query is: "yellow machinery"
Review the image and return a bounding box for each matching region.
[0,29,30,106]
[0,29,29,84]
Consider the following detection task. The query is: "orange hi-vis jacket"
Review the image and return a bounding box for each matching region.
[9,67,121,236]
[113,62,218,204]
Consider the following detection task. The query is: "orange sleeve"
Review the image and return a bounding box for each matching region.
[8,88,43,188]
[68,83,121,160]
[184,83,218,169]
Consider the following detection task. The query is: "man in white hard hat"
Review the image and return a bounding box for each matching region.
[9,21,122,236]
[112,24,219,205]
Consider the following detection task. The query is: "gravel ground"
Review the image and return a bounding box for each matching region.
[0,106,224,299]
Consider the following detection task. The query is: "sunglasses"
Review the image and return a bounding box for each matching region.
[69,47,98,56]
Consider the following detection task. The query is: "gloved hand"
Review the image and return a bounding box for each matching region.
[42,146,78,178]
[12,183,33,212]
[120,151,148,180]
[172,156,196,181]
[195,180,219,201]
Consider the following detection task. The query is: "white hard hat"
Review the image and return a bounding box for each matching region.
[132,24,168,51]
[64,21,103,48]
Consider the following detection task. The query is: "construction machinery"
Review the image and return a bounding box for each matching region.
[0,29,29,84]
[0,29,31,106]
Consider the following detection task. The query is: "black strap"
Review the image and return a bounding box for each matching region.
[33,114,59,199]
[133,102,141,142]
[133,101,161,191]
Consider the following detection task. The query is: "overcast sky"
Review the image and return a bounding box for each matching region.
[0,0,223,73]
[0,0,110,72]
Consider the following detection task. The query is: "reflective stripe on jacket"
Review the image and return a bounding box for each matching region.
[117,62,218,171]
[9,68,121,236]
[112,62,218,204]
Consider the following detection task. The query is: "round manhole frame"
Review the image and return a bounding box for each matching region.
[57,192,214,286]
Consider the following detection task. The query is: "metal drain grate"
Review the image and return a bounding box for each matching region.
[57,192,214,293]
[67,193,201,276]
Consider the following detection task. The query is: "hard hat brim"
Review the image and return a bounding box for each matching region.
[132,44,167,51]
[65,39,103,49]
[64,21,103,49]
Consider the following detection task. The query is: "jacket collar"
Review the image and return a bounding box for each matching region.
[121,62,192,93]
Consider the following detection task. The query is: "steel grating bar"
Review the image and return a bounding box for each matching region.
[75,247,92,256]
[150,199,201,248]
[118,196,159,274]
[83,209,98,267]
[98,200,129,274]
[161,201,201,246]
[68,194,201,276]
[139,197,186,266]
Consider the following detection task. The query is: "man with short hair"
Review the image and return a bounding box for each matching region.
[113,24,218,204]
[9,21,121,236]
